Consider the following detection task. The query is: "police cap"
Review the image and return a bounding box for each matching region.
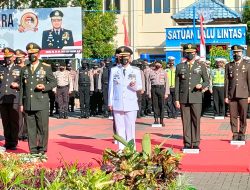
[168,56,175,60]
[15,49,27,58]
[26,42,41,54]
[50,10,63,20]
[231,45,244,52]
[115,46,133,56]
[59,62,66,67]
[2,48,15,58]
[183,44,197,53]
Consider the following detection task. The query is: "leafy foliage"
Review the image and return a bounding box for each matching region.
[101,134,195,190]
[0,134,195,189]
[209,46,230,68]
[242,0,250,45]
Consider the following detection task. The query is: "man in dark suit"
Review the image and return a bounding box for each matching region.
[225,45,250,141]
[175,44,209,150]
[42,10,74,49]
[19,42,57,155]
[0,48,21,150]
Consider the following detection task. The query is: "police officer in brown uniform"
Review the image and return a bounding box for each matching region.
[53,61,73,119]
[225,45,250,141]
[147,61,170,126]
[0,48,21,150]
[175,44,209,149]
[15,49,28,141]
[19,42,57,154]
[66,60,77,112]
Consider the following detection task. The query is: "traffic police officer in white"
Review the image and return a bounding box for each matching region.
[108,46,142,150]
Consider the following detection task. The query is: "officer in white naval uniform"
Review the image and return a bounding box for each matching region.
[108,46,142,150]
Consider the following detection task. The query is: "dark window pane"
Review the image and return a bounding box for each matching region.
[154,0,161,13]
[163,0,170,13]
[105,0,111,11]
[114,0,120,14]
[145,0,152,14]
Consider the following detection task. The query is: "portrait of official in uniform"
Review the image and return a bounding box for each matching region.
[42,10,74,49]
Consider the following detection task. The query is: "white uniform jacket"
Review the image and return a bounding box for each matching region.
[108,64,142,111]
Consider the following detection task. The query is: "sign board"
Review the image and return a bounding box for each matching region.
[0,7,82,59]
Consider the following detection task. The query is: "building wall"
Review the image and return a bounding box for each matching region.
[113,0,246,60]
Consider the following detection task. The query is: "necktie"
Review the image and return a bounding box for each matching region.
[123,69,126,76]
[56,30,59,35]
[31,65,35,74]
[189,63,192,70]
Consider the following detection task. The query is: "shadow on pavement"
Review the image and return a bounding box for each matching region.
[59,134,96,139]
[56,141,104,155]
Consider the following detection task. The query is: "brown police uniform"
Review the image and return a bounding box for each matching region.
[225,45,250,141]
[147,66,170,126]
[0,48,21,150]
[175,44,209,149]
[15,49,28,141]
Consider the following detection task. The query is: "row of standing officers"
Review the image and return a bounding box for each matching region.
[0,42,249,153]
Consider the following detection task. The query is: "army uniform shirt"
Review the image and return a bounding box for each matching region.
[175,61,209,104]
[147,69,170,96]
[19,62,57,111]
[0,64,21,104]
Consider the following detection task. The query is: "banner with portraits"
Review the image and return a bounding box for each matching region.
[0,7,82,59]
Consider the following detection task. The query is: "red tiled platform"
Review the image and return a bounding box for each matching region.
[0,116,250,172]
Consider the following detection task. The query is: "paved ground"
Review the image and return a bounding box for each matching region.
[1,109,250,189]
[186,172,250,190]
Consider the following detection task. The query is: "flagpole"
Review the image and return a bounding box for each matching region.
[193,6,196,44]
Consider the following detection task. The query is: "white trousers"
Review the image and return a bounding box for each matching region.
[113,110,137,150]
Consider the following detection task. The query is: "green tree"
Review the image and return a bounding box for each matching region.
[209,46,230,68]
[73,0,117,59]
[242,0,250,44]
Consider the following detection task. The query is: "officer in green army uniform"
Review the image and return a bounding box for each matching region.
[42,10,74,49]
[175,44,209,150]
[19,42,57,155]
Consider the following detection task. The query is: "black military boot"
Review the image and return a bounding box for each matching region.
[103,111,109,118]
[160,118,165,127]
[154,118,159,124]
[79,111,85,119]
[58,112,64,119]
[64,112,68,119]
[85,111,90,119]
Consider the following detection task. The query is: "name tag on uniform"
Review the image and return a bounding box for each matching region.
[128,74,136,82]
[113,74,120,84]
[193,68,201,74]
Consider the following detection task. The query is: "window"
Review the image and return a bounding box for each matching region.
[163,0,170,13]
[145,0,152,14]
[154,0,161,13]
[114,0,120,14]
[218,0,224,4]
[104,0,120,14]
[105,0,111,11]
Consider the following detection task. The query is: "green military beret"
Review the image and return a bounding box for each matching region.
[231,45,244,52]
[26,42,41,54]
[50,10,64,20]
[115,46,133,56]
[15,49,27,58]
[2,47,15,58]
[183,44,197,53]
